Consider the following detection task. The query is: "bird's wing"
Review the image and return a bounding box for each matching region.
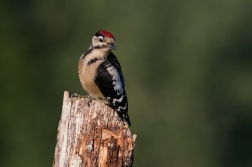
[107,52,125,86]
[94,59,126,105]
[107,52,121,69]
[94,52,130,126]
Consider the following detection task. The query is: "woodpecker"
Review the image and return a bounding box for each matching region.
[78,30,131,126]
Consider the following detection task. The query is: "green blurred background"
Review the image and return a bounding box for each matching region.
[1,1,252,167]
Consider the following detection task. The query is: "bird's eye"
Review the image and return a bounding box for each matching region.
[99,36,103,42]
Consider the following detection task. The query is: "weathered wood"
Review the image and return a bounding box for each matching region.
[53,91,136,167]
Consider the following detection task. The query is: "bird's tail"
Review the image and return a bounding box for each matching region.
[123,113,131,127]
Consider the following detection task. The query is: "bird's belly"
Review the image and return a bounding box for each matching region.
[82,79,101,97]
[79,63,107,101]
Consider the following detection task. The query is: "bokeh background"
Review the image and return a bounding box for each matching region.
[1,1,252,167]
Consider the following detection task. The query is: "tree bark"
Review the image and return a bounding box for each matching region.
[53,91,136,167]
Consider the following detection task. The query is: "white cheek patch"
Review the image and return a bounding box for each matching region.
[106,66,124,95]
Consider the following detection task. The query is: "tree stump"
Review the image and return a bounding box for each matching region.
[53,91,136,167]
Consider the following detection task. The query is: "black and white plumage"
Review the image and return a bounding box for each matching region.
[78,30,131,126]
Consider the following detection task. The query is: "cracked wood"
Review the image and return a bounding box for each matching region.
[53,91,136,167]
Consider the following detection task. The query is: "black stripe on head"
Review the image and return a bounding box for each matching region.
[93,45,109,49]
[95,31,103,37]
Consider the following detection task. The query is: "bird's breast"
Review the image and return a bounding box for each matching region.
[78,58,106,100]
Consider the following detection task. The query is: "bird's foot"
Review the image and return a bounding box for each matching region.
[86,96,110,106]
[70,94,110,106]
[70,93,86,98]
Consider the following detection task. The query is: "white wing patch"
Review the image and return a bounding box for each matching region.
[106,66,124,95]
[117,102,128,111]
[112,95,124,105]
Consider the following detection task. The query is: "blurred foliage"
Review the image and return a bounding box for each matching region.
[1,0,252,167]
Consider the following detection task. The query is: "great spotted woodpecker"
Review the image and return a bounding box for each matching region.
[78,30,131,126]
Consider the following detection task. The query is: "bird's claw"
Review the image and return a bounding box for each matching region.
[70,93,85,98]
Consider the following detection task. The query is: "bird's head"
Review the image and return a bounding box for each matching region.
[91,30,116,50]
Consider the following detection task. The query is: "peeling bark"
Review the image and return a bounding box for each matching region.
[53,91,136,167]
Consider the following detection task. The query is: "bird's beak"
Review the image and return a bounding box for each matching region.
[108,43,117,50]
